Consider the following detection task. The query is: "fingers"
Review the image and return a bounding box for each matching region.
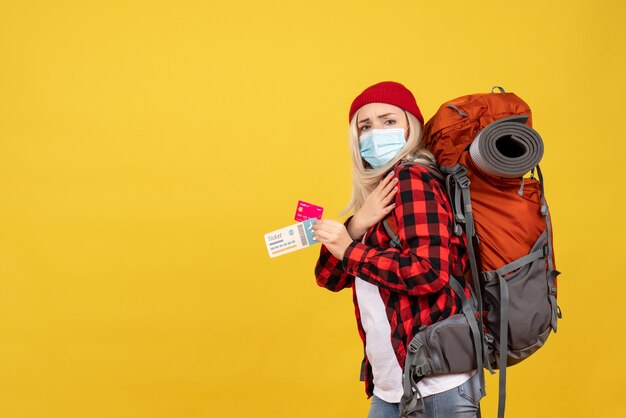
[376,173,398,209]
[313,221,349,248]
[315,225,343,237]
[312,219,334,230]
[312,218,326,231]
[382,185,398,206]
[380,175,398,196]
[312,219,343,236]
[314,228,333,242]
[375,171,396,193]
[382,202,396,215]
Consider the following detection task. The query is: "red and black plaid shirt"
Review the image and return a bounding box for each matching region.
[314,162,470,397]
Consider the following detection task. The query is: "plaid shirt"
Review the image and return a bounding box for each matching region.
[314,162,470,397]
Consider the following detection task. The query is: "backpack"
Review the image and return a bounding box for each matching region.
[395,87,561,418]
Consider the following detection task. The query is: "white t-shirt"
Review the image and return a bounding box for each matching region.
[355,278,474,403]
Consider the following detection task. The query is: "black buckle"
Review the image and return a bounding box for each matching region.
[482,271,497,283]
[416,364,431,377]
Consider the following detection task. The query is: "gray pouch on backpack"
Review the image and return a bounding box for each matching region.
[400,310,482,418]
[406,314,478,377]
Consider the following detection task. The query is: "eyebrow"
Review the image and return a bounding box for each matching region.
[358,113,397,125]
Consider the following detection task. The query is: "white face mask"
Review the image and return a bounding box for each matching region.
[359,128,407,168]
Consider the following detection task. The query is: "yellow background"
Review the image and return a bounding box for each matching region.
[1,0,624,417]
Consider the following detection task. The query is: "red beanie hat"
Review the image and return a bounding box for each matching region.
[348,81,424,125]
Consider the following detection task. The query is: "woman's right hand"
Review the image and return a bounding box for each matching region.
[347,171,398,240]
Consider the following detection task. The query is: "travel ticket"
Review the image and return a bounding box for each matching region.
[264,218,319,258]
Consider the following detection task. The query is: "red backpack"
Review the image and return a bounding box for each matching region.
[399,87,561,418]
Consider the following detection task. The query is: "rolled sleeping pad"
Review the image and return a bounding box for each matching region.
[469,115,544,178]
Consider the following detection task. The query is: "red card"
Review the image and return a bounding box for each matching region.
[294,200,324,222]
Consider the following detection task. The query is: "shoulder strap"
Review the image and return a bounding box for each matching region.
[422,164,445,183]
[383,219,401,249]
[395,161,445,183]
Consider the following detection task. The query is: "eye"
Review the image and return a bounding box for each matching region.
[384,119,397,126]
[360,124,371,132]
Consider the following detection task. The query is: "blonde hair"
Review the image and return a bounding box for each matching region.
[345,110,436,214]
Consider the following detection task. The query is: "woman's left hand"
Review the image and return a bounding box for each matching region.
[312,219,353,260]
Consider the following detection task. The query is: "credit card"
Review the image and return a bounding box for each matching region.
[295,200,324,222]
[265,218,319,258]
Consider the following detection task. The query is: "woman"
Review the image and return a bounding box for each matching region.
[312,81,482,418]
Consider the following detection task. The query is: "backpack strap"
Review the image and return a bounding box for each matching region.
[440,165,493,375]
[383,220,401,249]
[420,163,445,183]
[444,169,465,237]
[448,276,485,397]
[497,276,510,418]
[400,359,425,418]
[395,160,445,182]
[536,165,562,332]
[447,104,469,117]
